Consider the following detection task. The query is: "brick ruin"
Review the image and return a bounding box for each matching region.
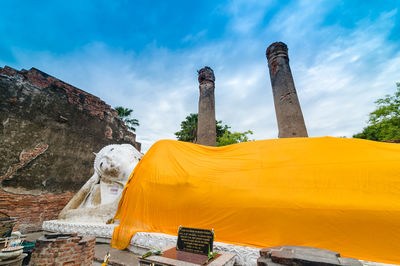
[30,233,95,266]
[0,66,141,232]
[197,66,217,146]
[266,42,308,138]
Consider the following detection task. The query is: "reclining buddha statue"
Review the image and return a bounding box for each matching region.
[59,144,142,223]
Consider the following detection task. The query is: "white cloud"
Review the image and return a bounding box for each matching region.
[268,0,334,42]
[224,0,274,34]
[5,1,400,152]
[293,10,400,138]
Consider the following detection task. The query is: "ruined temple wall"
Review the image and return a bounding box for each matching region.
[0,190,74,232]
[0,66,141,232]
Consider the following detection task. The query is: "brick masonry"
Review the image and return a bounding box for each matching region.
[30,233,96,266]
[266,42,308,138]
[0,190,74,232]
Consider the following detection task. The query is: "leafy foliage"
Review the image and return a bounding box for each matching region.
[353,83,400,141]
[175,113,199,143]
[115,106,140,132]
[216,130,253,147]
[175,113,253,146]
[141,248,162,259]
[203,244,218,265]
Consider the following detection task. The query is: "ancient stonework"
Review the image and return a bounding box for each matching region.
[197,66,216,146]
[0,190,74,232]
[266,42,308,138]
[30,233,96,266]
[0,66,141,231]
[257,246,362,266]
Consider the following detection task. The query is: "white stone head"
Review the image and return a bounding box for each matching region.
[93,144,142,183]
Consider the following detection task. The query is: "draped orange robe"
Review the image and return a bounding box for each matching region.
[112,137,400,264]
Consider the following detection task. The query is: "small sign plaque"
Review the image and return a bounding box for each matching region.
[176,227,214,255]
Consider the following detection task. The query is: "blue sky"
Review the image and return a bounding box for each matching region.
[1,0,399,151]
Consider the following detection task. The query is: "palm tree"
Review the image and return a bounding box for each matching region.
[115,106,140,132]
[175,113,198,142]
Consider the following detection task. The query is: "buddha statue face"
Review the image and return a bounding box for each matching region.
[94,144,143,183]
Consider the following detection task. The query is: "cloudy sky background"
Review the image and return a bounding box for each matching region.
[1,0,399,152]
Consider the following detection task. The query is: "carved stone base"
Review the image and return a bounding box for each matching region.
[139,245,236,266]
[42,220,259,265]
[42,220,394,266]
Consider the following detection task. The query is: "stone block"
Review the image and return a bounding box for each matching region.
[338,257,363,266]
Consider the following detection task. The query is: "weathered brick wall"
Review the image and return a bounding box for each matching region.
[0,65,141,232]
[0,190,74,232]
[30,233,96,266]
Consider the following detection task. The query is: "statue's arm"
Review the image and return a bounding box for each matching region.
[60,194,122,222]
[58,173,100,219]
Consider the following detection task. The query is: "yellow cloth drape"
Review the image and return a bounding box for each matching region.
[111,137,400,264]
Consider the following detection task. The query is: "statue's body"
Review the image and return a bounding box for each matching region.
[58,144,142,223]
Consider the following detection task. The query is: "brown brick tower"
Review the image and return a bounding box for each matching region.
[266,42,308,138]
[197,66,217,146]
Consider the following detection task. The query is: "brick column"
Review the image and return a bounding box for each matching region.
[197,66,217,146]
[266,42,308,138]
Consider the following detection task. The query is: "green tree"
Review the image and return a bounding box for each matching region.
[115,106,140,132]
[217,130,253,146]
[175,113,198,143]
[175,113,253,146]
[353,83,400,141]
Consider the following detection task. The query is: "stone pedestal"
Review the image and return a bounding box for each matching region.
[0,254,27,266]
[139,246,236,266]
[197,67,217,146]
[266,42,308,138]
[42,220,259,265]
[42,221,392,266]
[257,246,362,266]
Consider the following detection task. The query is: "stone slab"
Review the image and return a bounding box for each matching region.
[339,257,363,266]
[260,246,369,266]
[163,247,217,264]
[257,257,290,266]
[139,246,235,266]
[0,254,27,266]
